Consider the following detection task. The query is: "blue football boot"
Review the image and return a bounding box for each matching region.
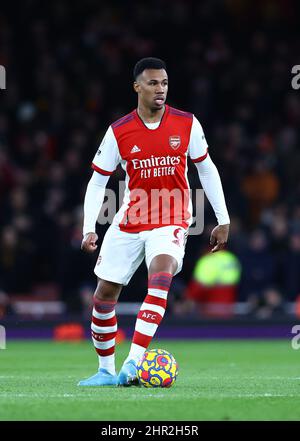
[117,360,139,386]
[78,368,117,386]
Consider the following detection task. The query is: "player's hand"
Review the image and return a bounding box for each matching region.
[210,224,230,253]
[81,232,98,253]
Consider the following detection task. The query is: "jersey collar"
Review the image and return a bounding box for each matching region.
[134,104,169,131]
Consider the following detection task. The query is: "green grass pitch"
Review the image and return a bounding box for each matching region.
[0,339,300,420]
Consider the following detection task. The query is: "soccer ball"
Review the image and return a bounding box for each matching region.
[137,349,178,388]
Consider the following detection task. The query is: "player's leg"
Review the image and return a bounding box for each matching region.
[130,254,177,359]
[117,255,177,386]
[148,254,178,275]
[118,226,187,386]
[79,223,145,386]
[78,278,122,386]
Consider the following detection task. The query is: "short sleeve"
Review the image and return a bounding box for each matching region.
[188,116,209,163]
[91,126,121,175]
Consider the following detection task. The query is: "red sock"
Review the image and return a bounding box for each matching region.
[91,298,117,373]
[127,272,172,362]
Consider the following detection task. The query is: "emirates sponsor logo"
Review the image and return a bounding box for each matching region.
[169,135,181,150]
[132,155,180,170]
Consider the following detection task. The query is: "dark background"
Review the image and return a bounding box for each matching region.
[0,0,300,318]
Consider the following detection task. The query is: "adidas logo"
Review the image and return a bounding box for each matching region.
[130,145,141,153]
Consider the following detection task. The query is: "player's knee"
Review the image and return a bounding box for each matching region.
[149,255,177,276]
[94,278,122,302]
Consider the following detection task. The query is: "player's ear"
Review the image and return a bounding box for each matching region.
[133,81,140,94]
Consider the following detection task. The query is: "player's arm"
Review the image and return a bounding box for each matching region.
[189,116,230,252]
[82,126,121,253]
[82,172,110,252]
[195,157,230,252]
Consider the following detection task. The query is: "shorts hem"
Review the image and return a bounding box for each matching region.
[146,250,184,276]
[94,269,128,286]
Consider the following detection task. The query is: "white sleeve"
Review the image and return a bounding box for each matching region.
[92,126,121,175]
[83,171,110,235]
[188,115,209,163]
[195,154,230,225]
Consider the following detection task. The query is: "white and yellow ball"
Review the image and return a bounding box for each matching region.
[137,349,178,388]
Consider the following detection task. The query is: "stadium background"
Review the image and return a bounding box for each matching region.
[2,0,300,423]
[0,0,300,332]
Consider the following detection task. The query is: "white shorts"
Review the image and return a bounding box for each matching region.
[94,224,188,285]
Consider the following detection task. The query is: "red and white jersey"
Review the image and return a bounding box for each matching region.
[91,105,208,233]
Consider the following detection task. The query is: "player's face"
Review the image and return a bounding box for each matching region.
[134,69,168,111]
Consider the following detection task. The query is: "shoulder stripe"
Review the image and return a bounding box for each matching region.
[169,107,193,119]
[91,163,114,175]
[111,113,134,129]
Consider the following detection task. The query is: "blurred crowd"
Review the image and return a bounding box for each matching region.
[0,0,300,317]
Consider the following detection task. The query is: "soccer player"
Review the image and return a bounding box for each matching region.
[78,57,230,386]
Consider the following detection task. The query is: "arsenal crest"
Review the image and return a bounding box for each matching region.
[169,135,181,150]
